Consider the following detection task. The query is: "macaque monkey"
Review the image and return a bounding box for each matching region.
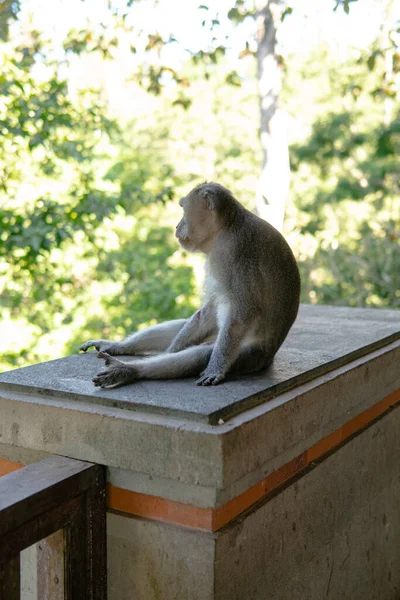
[80,183,300,387]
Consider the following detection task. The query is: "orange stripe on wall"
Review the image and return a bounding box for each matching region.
[107,485,214,531]
[0,458,24,477]
[211,451,307,531]
[307,389,400,463]
[108,388,400,532]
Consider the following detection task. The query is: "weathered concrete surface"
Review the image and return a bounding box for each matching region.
[108,465,219,509]
[0,392,224,487]
[37,531,64,600]
[219,339,400,493]
[107,513,216,600]
[0,341,398,498]
[0,443,49,467]
[21,544,37,600]
[0,305,398,424]
[214,407,400,600]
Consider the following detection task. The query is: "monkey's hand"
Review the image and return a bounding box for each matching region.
[80,340,122,355]
[196,368,225,386]
[92,352,138,388]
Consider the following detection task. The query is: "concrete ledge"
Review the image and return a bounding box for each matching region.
[0,340,398,501]
[1,305,398,424]
[1,305,399,599]
[219,339,400,497]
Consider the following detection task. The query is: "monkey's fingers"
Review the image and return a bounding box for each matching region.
[196,373,224,386]
[97,351,122,367]
[93,367,123,388]
[80,340,100,352]
[93,369,111,388]
[93,362,138,388]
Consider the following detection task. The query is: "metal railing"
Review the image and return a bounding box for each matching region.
[0,455,107,599]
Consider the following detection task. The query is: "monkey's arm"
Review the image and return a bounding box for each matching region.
[197,318,247,386]
[80,319,187,355]
[167,303,217,353]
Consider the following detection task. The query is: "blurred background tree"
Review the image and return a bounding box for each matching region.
[0,0,398,372]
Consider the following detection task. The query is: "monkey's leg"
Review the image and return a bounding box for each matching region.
[167,303,217,353]
[197,319,248,386]
[231,343,274,374]
[92,345,213,388]
[80,319,187,355]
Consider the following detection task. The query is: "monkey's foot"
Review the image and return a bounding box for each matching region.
[80,340,120,354]
[196,370,225,386]
[93,352,138,388]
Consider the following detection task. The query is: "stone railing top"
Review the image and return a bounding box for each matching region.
[0,305,399,424]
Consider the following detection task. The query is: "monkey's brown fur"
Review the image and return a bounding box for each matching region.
[80,183,300,387]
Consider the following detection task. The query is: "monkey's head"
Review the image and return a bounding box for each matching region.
[176,183,236,254]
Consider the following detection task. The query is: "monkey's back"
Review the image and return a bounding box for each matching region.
[211,208,301,345]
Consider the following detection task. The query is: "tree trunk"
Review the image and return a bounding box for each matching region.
[255,0,290,231]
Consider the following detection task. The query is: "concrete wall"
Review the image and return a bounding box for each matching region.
[107,513,215,600]
[215,408,400,600]
[99,404,400,600]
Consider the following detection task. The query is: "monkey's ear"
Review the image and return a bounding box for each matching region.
[203,189,216,211]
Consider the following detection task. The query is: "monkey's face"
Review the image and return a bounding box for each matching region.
[176,193,219,254]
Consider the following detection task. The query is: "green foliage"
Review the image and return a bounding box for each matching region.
[286,45,400,309]
[0,25,197,371]
[300,221,399,308]
[227,1,254,24]
[0,0,21,41]
[63,27,119,58]
[333,0,359,14]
